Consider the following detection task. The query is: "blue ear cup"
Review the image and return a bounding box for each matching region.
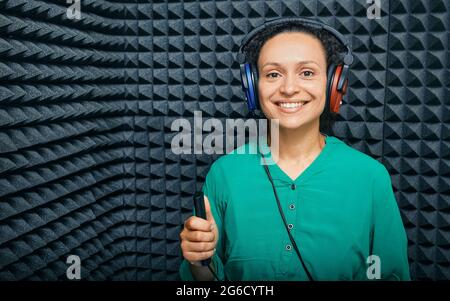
[239,62,259,113]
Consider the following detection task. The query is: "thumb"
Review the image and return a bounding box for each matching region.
[204,195,215,224]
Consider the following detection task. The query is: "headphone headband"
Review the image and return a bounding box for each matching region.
[237,17,353,66]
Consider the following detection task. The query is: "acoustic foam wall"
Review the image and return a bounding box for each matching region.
[380,1,450,280]
[0,0,449,280]
[0,0,141,280]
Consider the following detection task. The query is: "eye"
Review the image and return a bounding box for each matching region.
[266,72,280,79]
[302,70,314,77]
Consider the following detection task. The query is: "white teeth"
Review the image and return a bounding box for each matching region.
[279,102,305,108]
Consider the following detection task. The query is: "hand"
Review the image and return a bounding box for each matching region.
[180,195,219,265]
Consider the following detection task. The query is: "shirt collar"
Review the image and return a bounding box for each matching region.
[253,133,333,183]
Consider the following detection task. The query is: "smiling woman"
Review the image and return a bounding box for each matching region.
[257,32,328,131]
[244,21,346,134]
[179,18,410,281]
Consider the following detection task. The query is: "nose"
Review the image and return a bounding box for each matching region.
[279,74,300,96]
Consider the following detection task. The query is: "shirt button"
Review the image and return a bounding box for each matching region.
[288,224,294,230]
[290,184,296,190]
[285,244,292,251]
[289,204,295,210]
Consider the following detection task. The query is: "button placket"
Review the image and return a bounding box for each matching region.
[280,182,298,275]
[286,183,297,234]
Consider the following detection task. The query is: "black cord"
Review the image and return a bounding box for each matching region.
[260,152,315,281]
[207,262,220,281]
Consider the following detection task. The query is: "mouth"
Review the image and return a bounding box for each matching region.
[274,100,310,113]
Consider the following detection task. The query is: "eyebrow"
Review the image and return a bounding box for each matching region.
[260,61,320,69]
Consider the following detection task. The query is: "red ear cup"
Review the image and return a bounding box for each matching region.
[329,65,348,113]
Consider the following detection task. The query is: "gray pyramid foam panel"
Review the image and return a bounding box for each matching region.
[0,0,449,280]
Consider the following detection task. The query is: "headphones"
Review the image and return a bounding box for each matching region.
[237,17,354,115]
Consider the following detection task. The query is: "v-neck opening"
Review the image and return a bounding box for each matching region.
[259,134,331,184]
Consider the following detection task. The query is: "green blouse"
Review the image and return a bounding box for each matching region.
[179,136,410,281]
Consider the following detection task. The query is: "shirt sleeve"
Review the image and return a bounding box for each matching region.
[179,160,227,281]
[370,163,411,280]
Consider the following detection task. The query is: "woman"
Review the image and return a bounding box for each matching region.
[179,18,410,281]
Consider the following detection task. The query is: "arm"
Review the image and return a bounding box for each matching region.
[370,164,410,280]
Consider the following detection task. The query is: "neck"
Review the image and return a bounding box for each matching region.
[268,120,325,165]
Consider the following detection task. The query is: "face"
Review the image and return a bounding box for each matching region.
[257,32,328,130]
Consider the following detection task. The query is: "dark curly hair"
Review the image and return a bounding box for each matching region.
[242,21,346,134]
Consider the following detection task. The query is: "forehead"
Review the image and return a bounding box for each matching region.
[257,32,327,66]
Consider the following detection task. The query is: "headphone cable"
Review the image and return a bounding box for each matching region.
[260,151,315,281]
[207,263,220,281]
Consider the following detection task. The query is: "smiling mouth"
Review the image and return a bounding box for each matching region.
[275,101,310,109]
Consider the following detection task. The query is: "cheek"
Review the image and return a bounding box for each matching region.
[303,79,327,99]
[258,80,277,101]
[257,81,278,114]
[298,80,328,118]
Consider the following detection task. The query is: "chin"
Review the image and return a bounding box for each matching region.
[278,120,308,130]
[268,113,320,131]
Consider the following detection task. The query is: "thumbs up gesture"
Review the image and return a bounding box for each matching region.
[180,195,219,265]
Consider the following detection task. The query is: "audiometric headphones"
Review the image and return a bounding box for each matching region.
[236,17,354,115]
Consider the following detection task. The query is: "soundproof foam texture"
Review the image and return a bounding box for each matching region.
[0,0,448,280]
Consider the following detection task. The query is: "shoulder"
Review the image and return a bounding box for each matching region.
[203,143,258,204]
[209,137,391,180]
[327,136,389,177]
[327,137,394,205]
[208,142,259,176]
